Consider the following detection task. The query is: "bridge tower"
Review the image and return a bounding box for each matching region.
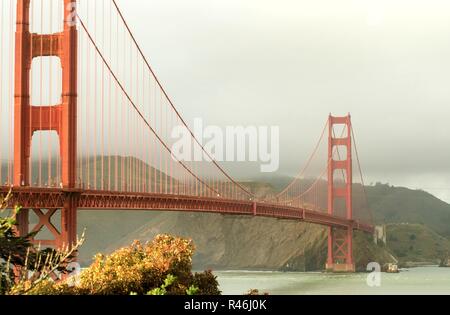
[14,0,78,249]
[326,114,355,272]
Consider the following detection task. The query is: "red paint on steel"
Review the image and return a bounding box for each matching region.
[326,114,355,272]
[1,186,374,234]
[13,0,78,249]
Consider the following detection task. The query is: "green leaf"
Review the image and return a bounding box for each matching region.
[186,285,199,296]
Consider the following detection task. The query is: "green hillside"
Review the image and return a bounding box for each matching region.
[367,184,450,237]
[386,224,450,265]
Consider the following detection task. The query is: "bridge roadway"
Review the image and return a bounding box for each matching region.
[1,186,374,234]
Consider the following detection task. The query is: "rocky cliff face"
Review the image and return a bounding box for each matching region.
[104,212,327,270]
[82,211,391,271]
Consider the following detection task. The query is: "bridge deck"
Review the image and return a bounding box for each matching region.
[0,186,374,233]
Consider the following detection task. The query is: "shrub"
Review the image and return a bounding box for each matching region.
[147,274,177,295]
[192,270,221,295]
[25,280,85,295]
[30,234,221,295]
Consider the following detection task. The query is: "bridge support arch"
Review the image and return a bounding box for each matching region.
[326,115,355,272]
[14,0,78,250]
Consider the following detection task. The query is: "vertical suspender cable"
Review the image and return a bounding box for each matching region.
[134,50,141,191]
[100,0,105,191]
[86,1,90,188]
[164,99,167,194]
[143,59,146,192]
[9,0,13,185]
[153,79,157,193]
[93,0,98,190]
[49,0,53,186]
[108,0,112,191]
[159,89,162,194]
[38,1,43,187]
[78,0,83,188]
[115,7,119,191]
[0,0,4,184]
[127,35,131,191]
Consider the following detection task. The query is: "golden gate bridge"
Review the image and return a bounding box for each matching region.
[0,0,374,272]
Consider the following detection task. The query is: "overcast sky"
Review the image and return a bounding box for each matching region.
[1,1,448,201]
[114,0,450,202]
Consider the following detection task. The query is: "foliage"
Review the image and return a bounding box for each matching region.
[0,192,31,294]
[186,285,200,296]
[29,234,221,295]
[147,274,176,295]
[367,183,450,237]
[78,235,194,295]
[10,239,84,295]
[386,224,450,264]
[24,279,85,295]
[192,270,221,295]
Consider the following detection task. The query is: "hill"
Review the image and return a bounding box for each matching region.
[386,223,450,266]
[367,184,450,238]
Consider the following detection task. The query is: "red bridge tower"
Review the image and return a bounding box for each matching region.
[326,115,355,272]
[14,0,78,249]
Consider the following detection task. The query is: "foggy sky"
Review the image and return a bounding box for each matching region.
[115,0,450,202]
[2,1,448,201]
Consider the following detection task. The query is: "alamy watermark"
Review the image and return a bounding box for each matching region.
[366,262,382,287]
[171,119,280,173]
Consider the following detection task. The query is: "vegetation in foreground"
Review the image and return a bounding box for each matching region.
[0,192,220,295]
[29,235,221,295]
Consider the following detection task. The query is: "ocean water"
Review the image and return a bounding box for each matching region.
[216,267,450,295]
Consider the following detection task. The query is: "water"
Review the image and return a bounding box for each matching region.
[216,267,450,295]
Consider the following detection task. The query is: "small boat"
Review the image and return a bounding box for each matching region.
[385,263,400,273]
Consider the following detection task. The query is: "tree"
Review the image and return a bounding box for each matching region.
[0,191,34,294]
[0,191,84,295]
